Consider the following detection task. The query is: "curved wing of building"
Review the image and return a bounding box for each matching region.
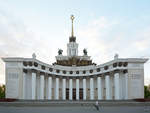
[2,15,148,100]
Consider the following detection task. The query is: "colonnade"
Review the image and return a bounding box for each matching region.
[23,71,128,100]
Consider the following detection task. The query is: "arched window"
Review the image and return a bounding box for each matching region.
[63,70,66,74]
[83,70,86,74]
[90,70,93,73]
[49,68,53,72]
[56,70,60,73]
[97,68,100,72]
[70,71,73,74]
[76,71,79,74]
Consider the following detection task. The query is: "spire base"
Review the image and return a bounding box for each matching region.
[69,36,76,42]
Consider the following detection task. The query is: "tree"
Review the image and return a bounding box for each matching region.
[0,84,5,98]
[144,85,150,98]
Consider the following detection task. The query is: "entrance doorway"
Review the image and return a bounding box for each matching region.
[79,88,83,100]
[66,88,83,100]
[66,88,69,100]
[73,88,76,100]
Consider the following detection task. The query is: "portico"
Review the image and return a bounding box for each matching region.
[22,69,129,100]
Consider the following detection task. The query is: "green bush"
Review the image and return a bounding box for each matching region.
[144,86,150,98]
[0,85,5,98]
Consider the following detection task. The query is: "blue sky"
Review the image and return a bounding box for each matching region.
[0,0,150,85]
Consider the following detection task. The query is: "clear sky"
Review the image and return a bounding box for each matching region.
[0,0,150,85]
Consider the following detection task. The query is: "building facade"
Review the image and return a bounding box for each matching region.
[2,15,148,100]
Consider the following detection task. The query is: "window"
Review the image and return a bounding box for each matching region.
[76,71,79,74]
[41,65,45,70]
[118,62,122,67]
[97,68,100,72]
[123,62,128,67]
[23,62,27,66]
[56,70,60,73]
[63,70,66,74]
[70,71,73,74]
[104,66,108,70]
[83,70,86,74]
[34,62,38,67]
[29,62,32,66]
[49,68,53,72]
[113,63,117,67]
[90,70,93,73]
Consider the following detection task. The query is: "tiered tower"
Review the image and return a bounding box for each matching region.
[67,15,78,56]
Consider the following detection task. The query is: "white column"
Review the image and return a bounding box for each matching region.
[105,75,110,100]
[55,77,59,100]
[76,78,79,100]
[23,73,26,99]
[125,73,128,99]
[90,78,94,100]
[97,77,102,100]
[62,78,66,100]
[47,76,52,100]
[40,75,44,99]
[83,78,86,100]
[114,73,120,100]
[69,78,73,100]
[32,72,36,99]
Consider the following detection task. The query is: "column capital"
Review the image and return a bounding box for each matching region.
[75,76,80,79]
[123,69,128,74]
[44,73,49,76]
[109,71,115,76]
[62,76,67,79]
[89,75,94,78]
[104,72,110,75]
[83,76,87,79]
[97,74,102,77]
[23,69,28,73]
[31,69,37,73]
[86,76,90,79]
[55,75,61,78]
[114,69,120,73]
[40,71,45,75]
[59,76,63,79]
[48,74,53,77]
[67,76,74,79]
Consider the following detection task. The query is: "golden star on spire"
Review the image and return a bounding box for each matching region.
[71,15,75,21]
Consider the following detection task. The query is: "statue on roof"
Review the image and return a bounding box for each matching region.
[58,49,63,55]
[32,53,36,59]
[83,48,87,56]
[114,53,119,60]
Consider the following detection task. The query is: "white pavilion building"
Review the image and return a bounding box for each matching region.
[2,15,148,100]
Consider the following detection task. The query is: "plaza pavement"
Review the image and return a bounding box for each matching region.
[0,100,150,113]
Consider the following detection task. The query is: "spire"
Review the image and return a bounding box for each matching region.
[71,15,75,37]
[69,15,76,42]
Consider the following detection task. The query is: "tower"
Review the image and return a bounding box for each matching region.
[67,15,78,57]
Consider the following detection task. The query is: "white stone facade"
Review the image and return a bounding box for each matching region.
[2,15,148,100]
[2,57,148,100]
